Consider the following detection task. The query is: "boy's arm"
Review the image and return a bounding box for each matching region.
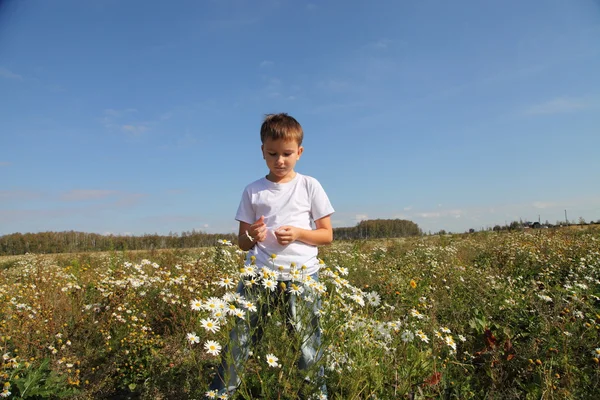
[275,215,333,246]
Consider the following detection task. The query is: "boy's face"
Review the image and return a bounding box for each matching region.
[261,138,303,183]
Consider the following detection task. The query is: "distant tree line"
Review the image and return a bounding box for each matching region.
[333,219,422,240]
[0,219,422,256]
[0,230,237,256]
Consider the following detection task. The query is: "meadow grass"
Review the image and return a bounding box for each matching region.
[1,227,599,399]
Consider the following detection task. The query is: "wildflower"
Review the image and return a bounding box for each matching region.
[444,335,457,352]
[458,334,467,342]
[410,279,417,288]
[0,389,11,398]
[416,330,429,343]
[401,330,414,343]
[336,266,349,276]
[262,279,277,292]
[202,297,225,312]
[410,309,424,320]
[366,291,381,307]
[266,353,280,368]
[537,294,552,302]
[187,332,200,344]
[204,340,222,356]
[240,265,257,277]
[441,327,451,334]
[217,277,235,290]
[289,283,304,295]
[200,318,220,333]
[190,299,203,311]
[242,301,257,312]
[350,294,365,307]
[592,348,600,359]
[205,389,218,399]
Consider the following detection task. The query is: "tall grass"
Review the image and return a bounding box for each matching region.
[0,228,599,399]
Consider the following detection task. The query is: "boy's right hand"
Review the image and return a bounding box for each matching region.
[248,216,267,242]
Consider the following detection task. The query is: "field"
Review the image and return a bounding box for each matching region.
[1,228,599,399]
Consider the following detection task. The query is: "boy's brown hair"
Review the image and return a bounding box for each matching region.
[260,113,303,145]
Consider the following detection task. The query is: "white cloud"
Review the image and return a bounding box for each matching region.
[121,124,148,135]
[0,67,23,80]
[403,206,412,211]
[0,190,42,201]
[259,60,274,68]
[524,97,594,115]
[532,201,556,209]
[355,214,368,222]
[61,190,117,201]
[372,39,391,49]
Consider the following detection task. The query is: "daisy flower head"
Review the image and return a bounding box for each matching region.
[190,299,203,311]
[240,265,257,278]
[200,318,221,333]
[262,278,277,292]
[186,332,200,344]
[593,348,600,359]
[410,309,424,319]
[401,330,415,343]
[205,389,218,399]
[217,277,235,290]
[265,353,280,368]
[336,266,349,276]
[366,291,381,307]
[202,297,224,312]
[242,301,257,312]
[350,294,365,307]
[441,326,451,334]
[289,283,304,295]
[204,340,222,356]
[416,330,430,343]
[444,335,457,352]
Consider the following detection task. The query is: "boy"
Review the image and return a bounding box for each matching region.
[209,113,334,397]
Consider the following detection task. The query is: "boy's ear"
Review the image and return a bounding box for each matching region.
[297,146,304,159]
[261,144,265,159]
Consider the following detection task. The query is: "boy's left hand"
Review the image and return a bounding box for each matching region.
[274,226,299,245]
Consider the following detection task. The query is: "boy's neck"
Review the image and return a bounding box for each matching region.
[266,170,297,184]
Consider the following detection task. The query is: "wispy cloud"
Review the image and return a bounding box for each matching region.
[524,97,595,115]
[0,67,22,80]
[368,39,392,50]
[0,190,43,201]
[416,209,463,219]
[60,190,118,201]
[121,124,148,135]
[306,3,317,11]
[0,161,11,167]
[532,201,556,209]
[259,60,274,68]
[355,214,368,222]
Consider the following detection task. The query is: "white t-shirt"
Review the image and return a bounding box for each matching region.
[235,173,334,280]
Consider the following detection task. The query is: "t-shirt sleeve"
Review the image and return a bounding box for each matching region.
[235,187,255,224]
[309,178,335,221]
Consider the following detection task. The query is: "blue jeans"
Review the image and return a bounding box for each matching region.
[209,272,326,396]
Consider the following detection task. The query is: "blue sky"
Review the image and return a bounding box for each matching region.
[1,0,599,236]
